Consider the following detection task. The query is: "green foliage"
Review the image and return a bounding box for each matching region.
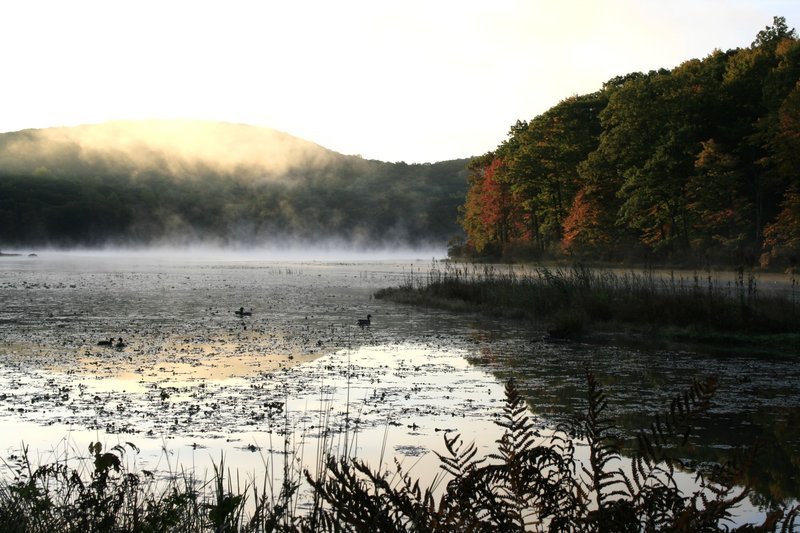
[460,94,605,259]
[458,17,800,268]
[0,124,469,248]
[754,16,798,48]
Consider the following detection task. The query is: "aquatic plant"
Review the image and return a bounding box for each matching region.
[0,441,299,533]
[376,263,800,338]
[2,377,798,532]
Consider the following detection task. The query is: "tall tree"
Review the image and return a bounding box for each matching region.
[504,94,606,254]
[460,17,800,266]
[686,139,751,258]
[460,154,519,254]
[761,78,800,266]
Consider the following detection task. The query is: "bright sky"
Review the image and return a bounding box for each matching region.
[1,1,799,163]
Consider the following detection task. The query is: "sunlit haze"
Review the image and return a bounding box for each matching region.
[2,0,799,163]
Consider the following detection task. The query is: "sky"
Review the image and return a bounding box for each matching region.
[1,1,799,163]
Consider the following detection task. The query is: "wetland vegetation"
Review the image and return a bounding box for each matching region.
[2,378,798,532]
[376,263,800,347]
[0,254,798,531]
[2,17,800,531]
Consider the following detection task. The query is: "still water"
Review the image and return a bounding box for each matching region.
[0,251,797,521]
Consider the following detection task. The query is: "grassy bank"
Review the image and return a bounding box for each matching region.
[2,378,798,532]
[376,263,800,343]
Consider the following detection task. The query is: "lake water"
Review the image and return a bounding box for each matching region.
[0,251,797,524]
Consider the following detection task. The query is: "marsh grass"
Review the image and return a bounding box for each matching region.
[0,439,303,533]
[377,263,800,339]
[2,377,799,532]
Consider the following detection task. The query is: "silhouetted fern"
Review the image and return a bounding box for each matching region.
[475,378,582,531]
[5,376,799,531]
[614,377,721,530]
[304,376,799,532]
[565,372,635,531]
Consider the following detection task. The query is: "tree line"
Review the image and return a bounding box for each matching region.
[456,17,800,269]
[0,137,468,249]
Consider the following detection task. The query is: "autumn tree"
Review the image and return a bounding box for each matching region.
[760,69,800,266]
[762,187,800,267]
[561,187,611,255]
[503,94,605,254]
[460,154,520,254]
[686,139,751,259]
[459,16,800,266]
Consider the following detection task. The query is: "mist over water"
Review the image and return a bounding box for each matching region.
[4,242,447,263]
[0,120,470,254]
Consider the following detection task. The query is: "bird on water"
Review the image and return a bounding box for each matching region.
[235,307,252,317]
[358,314,372,328]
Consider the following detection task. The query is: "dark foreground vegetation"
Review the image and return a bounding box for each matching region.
[376,263,800,344]
[2,378,797,532]
[457,17,800,270]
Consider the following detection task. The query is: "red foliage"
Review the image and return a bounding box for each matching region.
[561,188,608,253]
[461,157,511,252]
[478,158,509,231]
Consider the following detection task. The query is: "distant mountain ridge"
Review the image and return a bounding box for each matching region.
[0,120,469,248]
[0,120,339,179]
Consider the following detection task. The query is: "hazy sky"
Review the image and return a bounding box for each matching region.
[2,1,799,163]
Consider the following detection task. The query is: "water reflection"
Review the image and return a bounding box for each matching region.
[467,336,800,506]
[0,342,507,503]
[0,253,798,515]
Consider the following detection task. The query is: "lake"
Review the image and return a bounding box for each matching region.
[0,251,797,524]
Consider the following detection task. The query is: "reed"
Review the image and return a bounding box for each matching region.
[377,263,799,339]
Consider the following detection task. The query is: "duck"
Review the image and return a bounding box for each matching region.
[357,314,372,328]
[97,338,114,347]
[235,307,252,317]
[115,338,127,349]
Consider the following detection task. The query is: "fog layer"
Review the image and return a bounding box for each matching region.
[0,121,469,249]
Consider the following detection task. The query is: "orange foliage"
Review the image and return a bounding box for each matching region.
[561,188,608,254]
[461,157,513,252]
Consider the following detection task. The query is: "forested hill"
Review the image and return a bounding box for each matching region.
[458,17,800,268]
[0,120,468,248]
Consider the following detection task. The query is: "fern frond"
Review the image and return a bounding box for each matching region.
[579,372,626,515]
[634,376,717,471]
[779,504,800,532]
[494,379,539,460]
[434,432,483,479]
[621,376,723,531]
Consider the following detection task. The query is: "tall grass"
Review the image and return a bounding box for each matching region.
[2,377,799,532]
[377,263,799,338]
[0,440,302,533]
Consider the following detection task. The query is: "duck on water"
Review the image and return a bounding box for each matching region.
[235,307,252,317]
[97,337,126,349]
[358,314,371,328]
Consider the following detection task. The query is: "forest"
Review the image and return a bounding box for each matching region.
[456,17,800,269]
[0,121,467,249]
[3,18,800,266]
